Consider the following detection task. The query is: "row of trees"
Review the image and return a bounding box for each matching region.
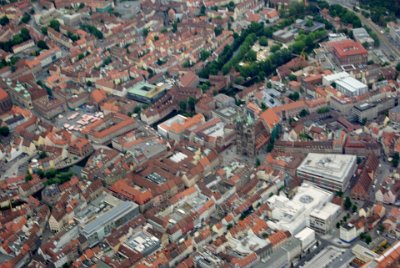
[26,168,74,185]
[359,0,399,26]
[80,24,104,39]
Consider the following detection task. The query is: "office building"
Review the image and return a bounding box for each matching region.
[297,153,357,192]
[309,202,341,234]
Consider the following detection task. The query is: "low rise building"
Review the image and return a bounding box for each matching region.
[387,22,400,46]
[0,88,13,115]
[340,222,365,243]
[32,96,66,120]
[127,81,167,104]
[352,28,374,47]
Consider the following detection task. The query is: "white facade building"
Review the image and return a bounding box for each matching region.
[297,153,357,192]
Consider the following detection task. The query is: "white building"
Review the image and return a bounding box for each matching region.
[297,153,357,192]
[322,72,368,96]
[295,227,316,252]
[335,76,368,96]
[340,222,364,243]
[322,71,350,86]
[309,202,341,234]
[266,183,334,235]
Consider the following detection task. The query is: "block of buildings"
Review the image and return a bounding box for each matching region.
[82,113,137,144]
[157,114,205,141]
[147,186,216,242]
[297,153,357,192]
[266,183,334,234]
[76,194,140,247]
[326,39,368,66]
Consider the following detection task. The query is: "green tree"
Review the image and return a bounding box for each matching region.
[0,16,9,26]
[288,92,300,101]
[0,126,10,137]
[49,19,60,32]
[270,44,281,53]
[214,26,223,36]
[261,102,267,111]
[392,152,399,168]
[200,50,211,61]
[67,32,79,42]
[39,151,48,159]
[396,63,400,72]
[25,174,32,182]
[179,100,187,112]
[288,74,297,81]
[37,40,49,50]
[227,1,235,12]
[259,36,268,46]
[41,27,48,35]
[142,28,149,37]
[365,234,372,244]
[20,12,31,24]
[352,204,358,213]
[244,50,257,62]
[12,34,23,45]
[336,222,340,228]
[172,21,178,33]
[299,109,309,117]
[200,5,206,15]
[305,19,314,27]
[188,97,197,111]
[344,197,352,210]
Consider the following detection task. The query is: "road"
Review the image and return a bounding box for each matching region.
[327,0,400,61]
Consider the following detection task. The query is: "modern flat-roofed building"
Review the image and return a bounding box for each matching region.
[297,153,357,192]
[322,71,350,86]
[323,72,368,96]
[352,28,374,47]
[335,76,368,96]
[124,230,160,257]
[387,22,400,45]
[80,200,139,247]
[127,81,167,104]
[309,202,341,234]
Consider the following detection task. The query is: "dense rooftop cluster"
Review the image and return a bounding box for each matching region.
[0,0,400,267]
